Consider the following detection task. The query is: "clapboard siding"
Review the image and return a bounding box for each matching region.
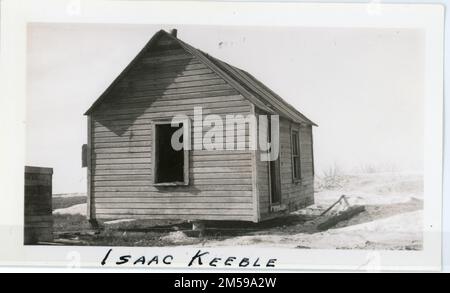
[95,208,252,214]
[255,116,315,220]
[95,95,245,115]
[93,106,251,122]
[94,191,253,198]
[86,31,316,223]
[278,119,314,213]
[95,203,253,210]
[90,35,254,221]
[97,214,255,221]
[95,197,252,203]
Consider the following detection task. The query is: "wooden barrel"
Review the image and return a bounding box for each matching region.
[24,166,53,244]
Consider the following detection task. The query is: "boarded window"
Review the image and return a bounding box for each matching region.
[292,130,301,180]
[153,122,189,185]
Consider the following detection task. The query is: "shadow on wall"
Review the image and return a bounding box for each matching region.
[92,39,194,136]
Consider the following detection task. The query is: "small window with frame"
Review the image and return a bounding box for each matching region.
[152,120,190,186]
[291,129,301,181]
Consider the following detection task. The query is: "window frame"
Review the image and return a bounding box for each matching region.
[291,127,302,183]
[152,120,190,186]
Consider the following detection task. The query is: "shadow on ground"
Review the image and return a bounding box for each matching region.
[51,198,422,247]
[332,197,423,230]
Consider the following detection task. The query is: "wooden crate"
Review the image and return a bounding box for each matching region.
[24,166,53,244]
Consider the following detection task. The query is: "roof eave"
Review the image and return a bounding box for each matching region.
[84,30,319,129]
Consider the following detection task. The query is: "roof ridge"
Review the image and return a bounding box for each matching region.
[235,67,317,126]
[196,49,317,126]
[84,30,317,127]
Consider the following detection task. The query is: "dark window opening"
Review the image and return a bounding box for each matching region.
[292,130,301,180]
[155,124,184,184]
[268,118,281,205]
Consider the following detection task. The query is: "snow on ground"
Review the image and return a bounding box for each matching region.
[53,172,423,250]
[53,193,86,198]
[53,203,87,216]
[203,210,422,250]
[103,219,136,225]
[201,172,424,250]
[161,231,192,244]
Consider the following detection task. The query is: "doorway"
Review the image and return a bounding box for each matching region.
[267,118,281,205]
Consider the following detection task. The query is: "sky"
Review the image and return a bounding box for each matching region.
[26,24,424,194]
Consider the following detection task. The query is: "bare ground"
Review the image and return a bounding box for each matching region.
[51,172,423,250]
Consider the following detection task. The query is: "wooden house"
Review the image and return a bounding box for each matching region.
[84,29,317,223]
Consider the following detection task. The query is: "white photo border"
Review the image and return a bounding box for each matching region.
[0,0,444,271]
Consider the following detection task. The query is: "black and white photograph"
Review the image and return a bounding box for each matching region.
[0,0,446,273]
[25,24,425,250]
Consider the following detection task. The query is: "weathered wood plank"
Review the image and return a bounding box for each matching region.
[104,89,239,105]
[93,135,152,144]
[96,214,254,221]
[94,141,152,149]
[96,99,248,117]
[128,67,215,81]
[122,83,234,97]
[95,208,253,215]
[190,178,252,185]
[191,160,251,167]
[94,191,252,197]
[99,95,245,112]
[93,163,152,170]
[92,106,251,122]
[191,166,252,173]
[93,173,153,182]
[94,129,151,138]
[95,202,253,210]
[191,154,250,161]
[117,78,226,93]
[93,152,251,161]
[125,68,215,84]
[94,147,151,154]
[94,157,152,165]
[94,185,252,192]
[94,196,252,203]
[123,72,219,87]
[92,178,251,186]
[191,172,252,179]
[92,169,152,176]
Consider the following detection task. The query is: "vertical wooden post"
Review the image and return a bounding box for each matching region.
[250,104,260,223]
[86,116,94,222]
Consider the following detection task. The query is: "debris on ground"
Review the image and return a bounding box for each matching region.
[50,172,423,250]
[303,195,366,232]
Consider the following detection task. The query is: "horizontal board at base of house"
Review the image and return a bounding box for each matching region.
[94,202,253,210]
[93,191,253,198]
[94,196,253,204]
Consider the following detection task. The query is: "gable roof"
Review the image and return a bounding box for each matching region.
[84,30,317,126]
